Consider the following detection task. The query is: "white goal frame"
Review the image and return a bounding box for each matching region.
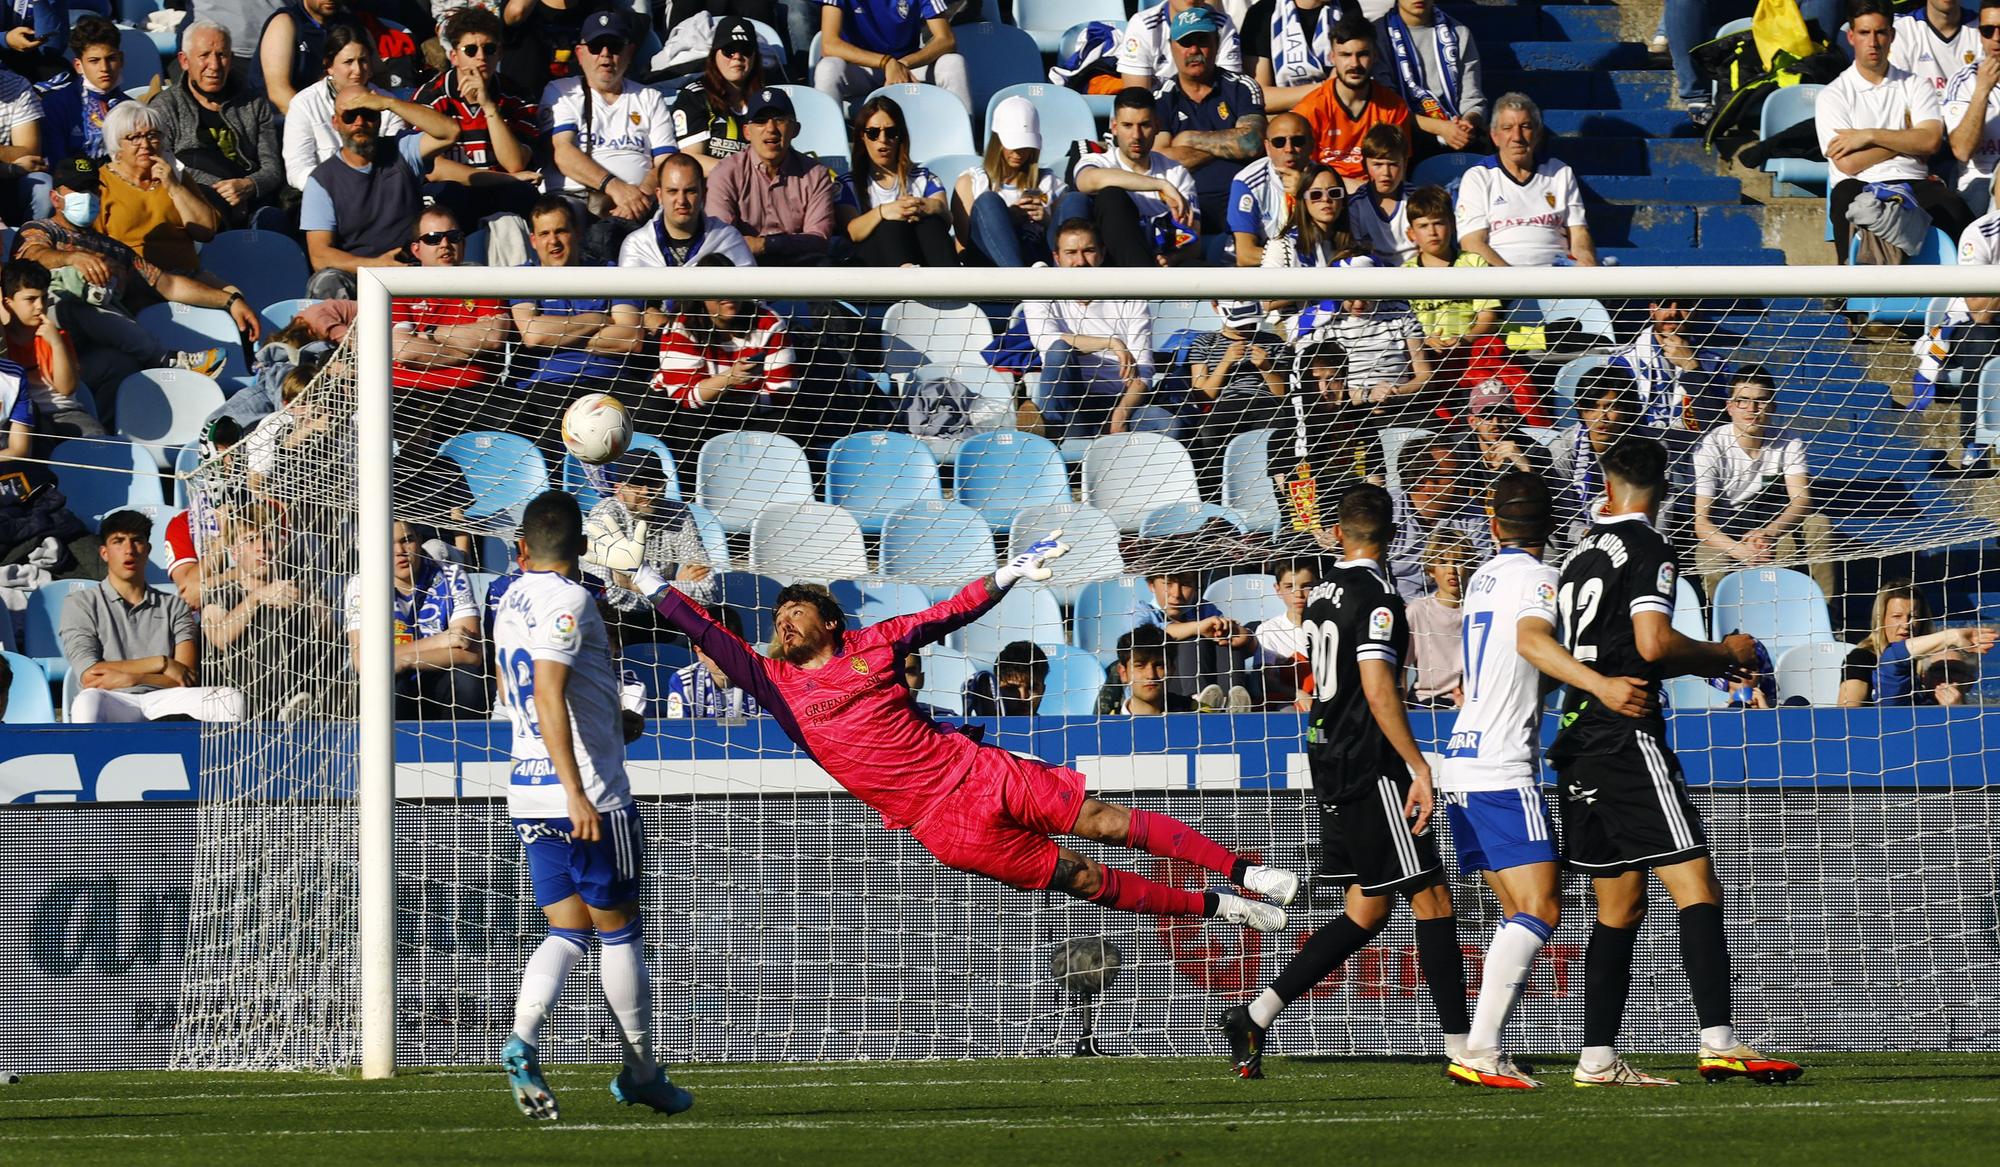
[351,262,2000,1076]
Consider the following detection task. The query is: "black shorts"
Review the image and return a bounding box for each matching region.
[1316,773,1443,897]
[1556,733,1710,874]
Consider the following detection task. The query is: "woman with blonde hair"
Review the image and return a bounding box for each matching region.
[1839,582,1998,706]
[951,95,1070,268]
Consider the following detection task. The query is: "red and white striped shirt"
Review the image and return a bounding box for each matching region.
[651,309,798,409]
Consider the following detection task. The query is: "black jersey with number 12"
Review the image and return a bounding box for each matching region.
[1303,558,1408,802]
[1550,511,1677,763]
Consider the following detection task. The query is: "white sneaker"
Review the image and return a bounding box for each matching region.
[1573,1057,1680,1087]
[1214,893,1287,933]
[1648,33,1670,55]
[1227,684,1254,712]
[1196,683,1226,712]
[1240,864,1299,906]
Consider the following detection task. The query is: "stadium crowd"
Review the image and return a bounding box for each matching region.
[1,0,1997,725]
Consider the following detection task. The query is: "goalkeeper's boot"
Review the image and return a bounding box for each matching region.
[1572,1057,1681,1088]
[1216,1006,1267,1080]
[1447,1048,1540,1089]
[1240,865,1300,907]
[502,1035,559,1121]
[610,1068,696,1115]
[1698,1044,1805,1085]
[1214,893,1287,933]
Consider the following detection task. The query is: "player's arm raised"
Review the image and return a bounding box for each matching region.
[531,657,600,842]
[1358,657,1434,833]
[1516,616,1654,718]
[635,567,784,707]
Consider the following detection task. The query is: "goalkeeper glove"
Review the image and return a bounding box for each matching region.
[632,565,670,603]
[996,529,1069,589]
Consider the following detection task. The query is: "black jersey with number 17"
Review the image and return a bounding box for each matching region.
[1549,510,1677,763]
[1303,558,1409,802]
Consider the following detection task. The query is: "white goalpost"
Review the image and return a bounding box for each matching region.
[166,262,2000,1077]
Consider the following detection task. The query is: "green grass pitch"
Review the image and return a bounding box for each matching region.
[3,1054,1996,1165]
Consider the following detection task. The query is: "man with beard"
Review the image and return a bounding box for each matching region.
[301,82,461,299]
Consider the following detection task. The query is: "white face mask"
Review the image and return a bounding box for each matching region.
[61,191,100,226]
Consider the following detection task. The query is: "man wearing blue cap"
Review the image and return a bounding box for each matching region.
[815,0,971,112]
[545,9,677,237]
[1153,7,1266,235]
[1120,0,1244,91]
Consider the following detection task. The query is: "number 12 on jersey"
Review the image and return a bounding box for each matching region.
[1558,578,1603,662]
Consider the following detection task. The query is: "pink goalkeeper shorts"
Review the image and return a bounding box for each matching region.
[909,749,1089,891]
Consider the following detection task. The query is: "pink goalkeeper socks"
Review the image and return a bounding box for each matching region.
[1125,808,1241,878]
[1087,866,1210,917]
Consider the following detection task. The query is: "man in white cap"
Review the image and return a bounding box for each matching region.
[814,0,971,112]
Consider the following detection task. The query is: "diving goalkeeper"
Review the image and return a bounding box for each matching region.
[633,534,1296,930]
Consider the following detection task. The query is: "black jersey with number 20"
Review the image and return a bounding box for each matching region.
[1303,558,1409,802]
[1550,511,1678,762]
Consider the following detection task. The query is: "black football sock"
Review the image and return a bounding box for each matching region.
[1583,921,1640,1049]
[1414,916,1470,1036]
[1678,902,1733,1030]
[1270,914,1379,1005]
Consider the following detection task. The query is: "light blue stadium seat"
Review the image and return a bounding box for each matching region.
[1775,640,1855,706]
[1379,425,1437,493]
[1204,573,1283,627]
[622,642,698,714]
[1138,501,1247,538]
[1017,0,1126,52]
[1,650,53,723]
[917,644,974,714]
[956,23,1043,120]
[1074,576,1148,663]
[50,435,164,520]
[115,370,227,470]
[1551,354,1610,428]
[824,431,943,535]
[1760,83,1828,196]
[1673,576,1707,641]
[260,296,320,335]
[562,433,678,510]
[1054,23,1124,119]
[197,229,310,314]
[24,578,93,684]
[882,299,996,377]
[952,584,1065,663]
[1666,674,1730,711]
[776,84,850,165]
[919,152,983,186]
[135,302,248,383]
[1409,151,1482,198]
[855,580,931,626]
[1847,228,1955,325]
[717,572,785,644]
[436,431,549,522]
[119,26,162,89]
[1536,298,1616,347]
[881,500,997,599]
[1977,358,2000,448]
[1082,432,1203,531]
[1150,301,1226,350]
[1711,567,1835,658]
[864,83,975,158]
[1220,428,1281,531]
[983,82,1098,155]
[748,501,871,582]
[696,430,815,534]
[684,501,732,570]
[954,430,1069,531]
[1010,501,1124,605]
[1039,644,1107,715]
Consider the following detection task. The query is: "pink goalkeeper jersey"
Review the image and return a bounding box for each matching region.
[652,578,1003,830]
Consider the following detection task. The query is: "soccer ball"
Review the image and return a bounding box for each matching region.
[562,393,633,465]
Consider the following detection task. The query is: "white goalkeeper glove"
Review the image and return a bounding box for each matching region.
[632,565,670,603]
[996,529,1069,589]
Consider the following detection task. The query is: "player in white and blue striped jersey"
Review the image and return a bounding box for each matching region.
[1439,472,1654,1090]
[493,491,693,1122]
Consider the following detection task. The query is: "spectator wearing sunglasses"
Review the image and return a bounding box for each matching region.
[283,23,408,191]
[1152,7,1266,235]
[544,9,676,256]
[301,82,462,299]
[414,5,542,224]
[1227,111,1313,266]
[1944,0,2000,217]
[391,205,510,394]
[814,0,971,114]
[837,94,955,268]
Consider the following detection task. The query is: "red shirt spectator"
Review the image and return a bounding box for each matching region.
[392,294,508,391]
[652,305,797,409]
[1293,80,1410,181]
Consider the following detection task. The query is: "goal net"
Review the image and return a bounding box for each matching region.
[168,263,2000,1074]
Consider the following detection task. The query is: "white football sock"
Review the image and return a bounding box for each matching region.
[1701,1024,1738,1052]
[600,921,657,1083]
[1579,1044,1619,1073]
[1468,914,1552,1053]
[1443,1032,1469,1061]
[512,928,588,1045]
[1248,988,1285,1029]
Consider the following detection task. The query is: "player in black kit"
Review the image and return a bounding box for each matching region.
[1552,436,1804,1087]
[1217,484,1469,1078]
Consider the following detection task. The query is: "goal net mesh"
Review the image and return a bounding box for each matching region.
[170,272,2000,1071]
